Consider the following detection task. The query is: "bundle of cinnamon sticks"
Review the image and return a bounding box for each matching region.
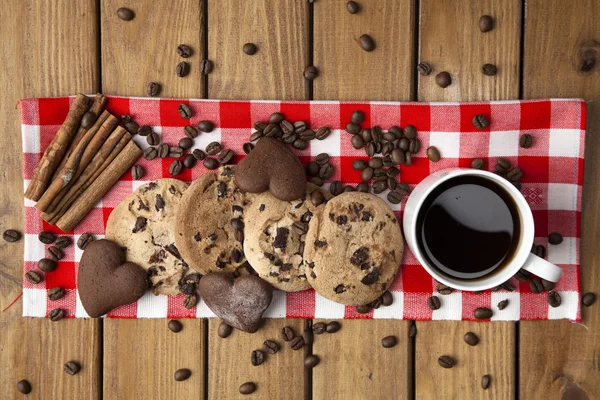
[25,94,142,232]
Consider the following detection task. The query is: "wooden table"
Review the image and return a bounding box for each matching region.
[1,1,599,398]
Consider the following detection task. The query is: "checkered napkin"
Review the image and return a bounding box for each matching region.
[20,96,585,321]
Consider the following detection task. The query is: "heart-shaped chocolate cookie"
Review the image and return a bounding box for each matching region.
[198,273,273,333]
[78,239,148,318]
[234,137,306,201]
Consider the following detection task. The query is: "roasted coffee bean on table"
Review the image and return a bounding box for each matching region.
[535,244,546,258]
[310,190,325,206]
[193,149,206,161]
[482,63,498,76]
[316,153,330,165]
[178,137,194,150]
[48,287,65,300]
[436,71,452,88]
[178,103,192,119]
[239,382,257,395]
[25,270,43,284]
[346,122,361,135]
[326,321,341,333]
[481,375,491,390]
[243,43,257,55]
[47,246,64,261]
[176,61,190,77]
[117,7,135,21]
[293,139,308,150]
[174,368,191,381]
[307,161,320,176]
[312,322,327,334]
[304,355,320,368]
[304,66,319,80]
[548,291,561,307]
[368,157,383,169]
[582,292,597,307]
[81,111,96,129]
[438,355,456,369]
[529,277,543,294]
[391,148,405,165]
[319,163,334,180]
[262,340,279,354]
[281,326,295,341]
[343,185,355,192]
[474,307,493,319]
[357,182,369,193]
[206,141,222,155]
[183,154,196,168]
[77,233,94,250]
[64,361,81,376]
[124,120,139,135]
[479,15,494,32]
[39,258,57,272]
[146,81,160,96]
[218,321,233,338]
[137,125,152,137]
[177,44,192,58]
[437,283,453,295]
[497,157,511,171]
[251,349,265,366]
[519,133,533,148]
[541,279,555,292]
[427,295,441,310]
[168,320,183,333]
[183,293,198,309]
[498,299,509,310]
[464,332,479,346]
[242,142,254,154]
[169,146,184,159]
[359,34,375,51]
[372,180,387,194]
[507,167,522,181]
[548,232,563,245]
[472,114,489,129]
[3,229,21,242]
[330,180,343,196]
[290,336,305,350]
[417,62,433,76]
[346,0,359,14]
[200,59,214,74]
[427,146,441,162]
[351,135,365,149]
[309,176,323,187]
[381,335,397,348]
[158,143,169,159]
[131,165,144,180]
[218,149,234,164]
[147,132,160,146]
[381,291,394,306]
[356,304,371,314]
[316,126,331,140]
[471,158,485,169]
[49,308,65,322]
[39,231,56,244]
[169,160,183,176]
[17,380,32,395]
[351,110,365,124]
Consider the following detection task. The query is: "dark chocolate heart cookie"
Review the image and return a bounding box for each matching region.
[198,273,273,333]
[234,137,306,201]
[78,239,148,317]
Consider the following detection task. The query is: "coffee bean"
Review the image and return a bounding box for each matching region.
[535,244,546,258]
[409,323,417,338]
[203,142,221,156]
[167,319,183,333]
[481,374,491,390]
[49,308,65,321]
[306,161,319,177]
[548,291,561,308]
[540,280,555,293]
[200,59,214,74]
[77,233,94,250]
[251,349,265,366]
[348,111,365,126]
[177,137,193,151]
[146,81,161,97]
[363,142,375,157]
[474,307,493,319]
[47,246,63,261]
[309,176,323,187]
[514,269,530,282]
[120,114,133,124]
[382,132,396,142]
[183,154,196,169]
[343,185,355,193]
[437,283,454,295]
[497,157,511,171]
[359,34,375,52]
[183,293,198,309]
[133,126,151,138]
[280,121,294,137]
[281,326,295,341]
[358,129,371,144]
[169,146,184,159]
[427,296,441,310]
[39,258,58,273]
[436,71,452,88]
[438,355,455,369]
[548,232,563,245]
[464,332,479,346]
[346,0,360,13]
[356,304,371,314]
[390,148,405,165]
[192,149,206,161]
[304,328,315,346]
[417,62,433,76]
[25,270,43,284]
[471,158,485,170]
[156,143,167,158]
[367,157,381,169]
[427,146,441,162]
[241,142,254,154]
[472,114,489,130]
[377,291,393,307]
[507,167,522,181]
[386,177,397,191]
[479,15,494,32]
[371,126,383,142]
[519,133,533,148]
[297,129,313,141]
[482,63,497,76]
[239,382,256,395]
[174,368,191,381]
[3,229,21,242]
[378,335,397,349]
[64,361,80,376]
[372,180,387,194]
[290,139,306,150]
[39,231,56,244]
[328,180,342,196]
[147,131,160,146]
[307,192,324,208]
[81,111,97,129]
[304,65,319,80]
[528,277,543,294]
[261,340,279,355]
[312,322,327,334]
[319,163,334,180]
[243,43,257,55]
[117,7,134,21]
[346,122,361,135]
[304,354,320,368]
[176,62,190,78]
[178,104,193,119]
[498,299,509,310]
[267,112,283,125]
[313,154,330,167]
[582,292,596,307]
[355,182,368,193]
[130,165,144,180]
[290,336,305,350]
[47,287,65,301]
[361,167,374,182]
[349,160,367,172]
[17,380,32,394]
[169,160,183,176]
[386,190,402,204]
[398,137,410,152]
[217,321,233,338]
[326,321,341,333]
[218,149,234,165]
[316,126,331,140]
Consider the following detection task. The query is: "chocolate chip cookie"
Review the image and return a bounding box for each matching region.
[244,183,332,292]
[304,192,403,305]
[106,179,190,295]
[174,166,254,275]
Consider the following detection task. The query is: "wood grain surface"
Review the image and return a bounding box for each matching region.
[208,0,308,100]
[0,1,100,399]
[520,1,600,398]
[101,0,205,98]
[416,1,521,398]
[313,0,415,101]
[419,0,521,101]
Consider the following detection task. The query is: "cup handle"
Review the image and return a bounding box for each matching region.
[521,253,563,282]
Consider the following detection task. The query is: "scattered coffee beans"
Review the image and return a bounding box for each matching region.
[193,149,207,161]
[281,326,295,341]
[183,154,196,169]
[262,340,279,354]
[176,62,190,77]
[437,283,453,295]
[304,66,318,80]
[479,15,494,32]
[357,182,369,192]
[548,291,561,308]
[313,322,327,334]
[206,142,222,156]
[26,270,43,284]
[117,7,134,21]
[49,308,65,321]
[239,382,256,395]
[582,292,596,307]
[346,0,359,14]
[326,321,341,333]
[290,336,305,350]
[427,146,441,162]
[381,335,397,348]
[77,233,94,250]
[243,43,257,55]
[179,137,194,150]
[131,165,144,180]
[178,103,192,119]
[519,134,533,148]
[548,232,563,245]
[218,149,234,164]
[168,320,183,333]
[177,44,192,58]
[251,349,265,366]
[39,231,56,244]
[359,34,375,52]
[174,368,191,381]
[169,160,183,176]
[472,114,489,130]
[304,354,320,368]
[218,321,233,338]
[47,246,64,261]
[242,142,254,154]
[417,62,432,76]
[529,278,543,294]
[48,287,65,300]
[3,229,21,242]
[541,279,555,291]
[200,59,214,74]
[427,295,441,310]
[464,332,479,346]
[17,380,32,394]
[436,71,452,88]
[39,258,57,272]
[124,120,139,135]
[64,361,81,376]
[507,167,522,181]
[498,299,509,310]
[471,158,485,169]
[474,307,493,319]
[482,375,491,390]
[438,355,455,369]
[183,293,198,309]
[356,304,371,314]
[482,63,497,76]
[146,82,160,96]
[147,132,160,146]
[310,190,325,206]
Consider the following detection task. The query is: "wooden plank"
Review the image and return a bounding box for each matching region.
[104,319,205,399]
[101,0,204,97]
[208,318,305,399]
[0,1,100,399]
[416,1,521,398]
[418,0,521,101]
[520,1,600,398]
[207,1,309,398]
[100,1,207,399]
[312,320,412,400]
[208,0,308,100]
[313,0,415,101]
[312,1,414,399]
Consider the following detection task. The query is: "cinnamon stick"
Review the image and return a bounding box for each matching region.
[35,111,118,212]
[42,127,131,223]
[55,140,142,233]
[25,94,93,201]
[51,93,108,182]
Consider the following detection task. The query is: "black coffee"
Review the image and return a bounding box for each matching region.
[417,176,520,280]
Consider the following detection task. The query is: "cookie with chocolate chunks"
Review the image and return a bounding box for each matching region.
[78,239,147,318]
[106,178,192,295]
[175,167,255,275]
[304,192,403,305]
[244,183,332,292]
[234,137,306,201]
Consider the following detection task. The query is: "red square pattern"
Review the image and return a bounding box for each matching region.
[520,101,552,131]
[38,97,71,125]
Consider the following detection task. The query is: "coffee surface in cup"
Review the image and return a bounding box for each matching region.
[417,175,520,280]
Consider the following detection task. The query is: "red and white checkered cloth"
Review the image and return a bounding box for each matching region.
[20,96,585,321]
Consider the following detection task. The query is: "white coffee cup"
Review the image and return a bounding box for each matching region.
[403,168,562,291]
